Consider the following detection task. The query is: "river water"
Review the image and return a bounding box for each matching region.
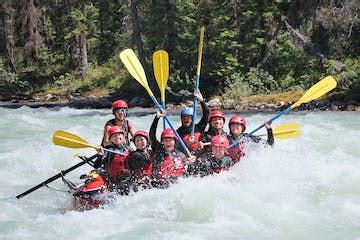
[0,107,359,240]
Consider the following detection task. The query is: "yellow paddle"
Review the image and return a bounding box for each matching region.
[257,122,300,139]
[53,130,126,155]
[119,48,191,156]
[192,26,205,134]
[230,76,336,148]
[153,50,169,129]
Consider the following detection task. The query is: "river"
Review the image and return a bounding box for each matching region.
[0,107,359,240]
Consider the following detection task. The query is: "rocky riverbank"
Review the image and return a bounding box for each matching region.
[1,92,359,112]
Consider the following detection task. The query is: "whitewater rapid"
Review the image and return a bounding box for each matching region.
[0,107,359,240]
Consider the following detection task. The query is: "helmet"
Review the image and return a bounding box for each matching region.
[161,128,177,140]
[211,135,229,148]
[112,100,128,110]
[133,130,149,142]
[107,126,125,137]
[180,107,194,117]
[229,115,247,130]
[208,110,225,122]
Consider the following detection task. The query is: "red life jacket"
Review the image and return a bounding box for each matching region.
[107,150,130,179]
[157,153,185,179]
[79,175,107,192]
[183,132,201,151]
[139,154,153,177]
[228,142,246,162]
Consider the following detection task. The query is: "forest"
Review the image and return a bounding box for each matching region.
[0,0,359,105]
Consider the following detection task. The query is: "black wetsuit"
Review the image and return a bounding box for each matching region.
[187,153,233,177]
[176,100,209,138]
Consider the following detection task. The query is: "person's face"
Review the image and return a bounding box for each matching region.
[134,135,147,150]
[162,138,175,152]
[110,132,125,145]
[210,117,224,130]
[211,145,226,159]
[181,115,192,127]
[114,108,127,120]
[230,123,244,137]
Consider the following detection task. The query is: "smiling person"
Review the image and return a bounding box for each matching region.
[94,126,132,182]
[102,99,137,147]
[227,115,274,162]
[188,135,233,177]
[199,109,228,152]
[127,130,153,179]
[149,111,191,188]
[176,90,209,152]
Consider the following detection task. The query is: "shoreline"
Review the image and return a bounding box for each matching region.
[1,97,359,112]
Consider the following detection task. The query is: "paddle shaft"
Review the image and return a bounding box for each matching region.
[162,100,166,130]
[248,107,292,136]
[192,27,205,134]
[229,107,292,148]
[192,76,200,134]
[150,95,191,156]
[16,154,97,199]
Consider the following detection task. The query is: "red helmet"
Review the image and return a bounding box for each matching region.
[211,135,229,148]
[112,100,128,110]
[133,130,149,142]
[161,128,177,140]
[107,126,125,137]
[208,110,226,122]
[229,115,247,130]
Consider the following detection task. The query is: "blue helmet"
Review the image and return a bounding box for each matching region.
[180,107,194,117]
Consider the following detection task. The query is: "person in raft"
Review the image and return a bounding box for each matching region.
[227,115,274,162]
[176,90,209,152]
[187,135,233,177]
[94,126,132,188]
[101,99,137,146]
[126,130,153,190]
[149,111,194,188]
[199,109,228,153]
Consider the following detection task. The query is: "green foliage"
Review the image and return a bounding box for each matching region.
[0,1,358,103]
[0,58,30,94]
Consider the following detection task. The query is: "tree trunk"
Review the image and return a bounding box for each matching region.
[20,0,43,64]
[0,0,16,73]
[79,2,88,77]
[128,0,149,76]
[284,20,351,86]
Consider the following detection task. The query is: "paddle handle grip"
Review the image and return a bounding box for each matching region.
[192,77,200,134]
[162,100,166,130]
[229,106,293,148]
[150,96,191,156]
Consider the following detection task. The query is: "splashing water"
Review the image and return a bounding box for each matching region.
[0,107,359,240]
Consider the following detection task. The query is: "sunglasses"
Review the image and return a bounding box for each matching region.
[115,108,128,115]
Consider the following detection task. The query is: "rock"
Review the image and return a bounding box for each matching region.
[95,97,112,108]
[207,98,222,108]
[266,103,277,110]
[45,94,54,101]
[278,101,286,107]
[223,99,236,109]
[128,96,149,107]
[330,104,339,111]
[346,104,356,111]
[355,106,360,112]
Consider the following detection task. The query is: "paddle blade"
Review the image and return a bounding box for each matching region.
[273,122,301,139]
[153,50,169,102]
[119,49,152,95]
[292,76,337,108]
[53,130,97,149]
[196,26,205,76]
